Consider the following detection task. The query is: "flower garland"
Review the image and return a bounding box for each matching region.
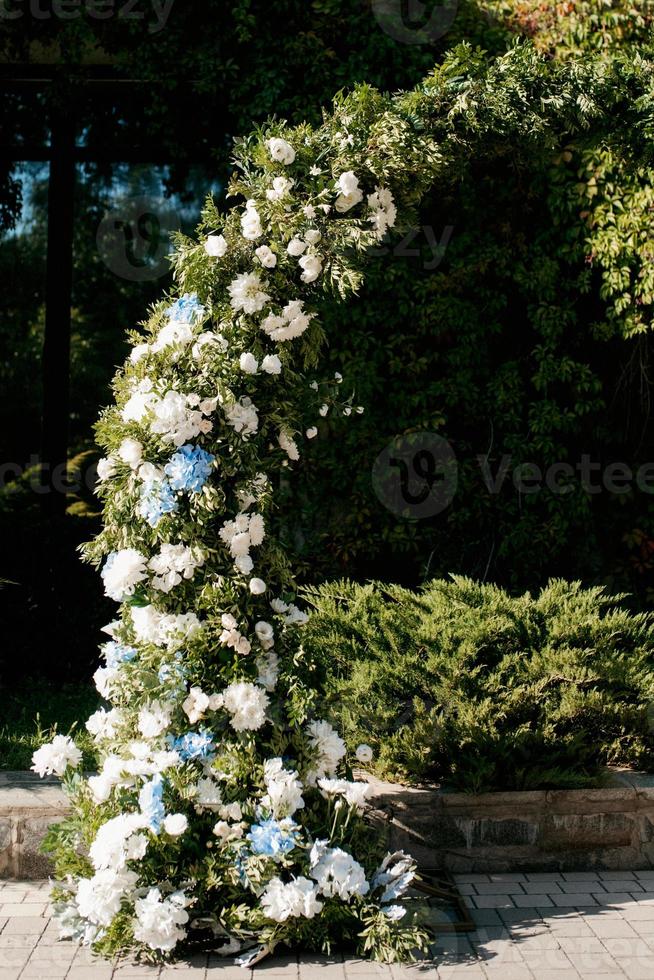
[32,43,654,965]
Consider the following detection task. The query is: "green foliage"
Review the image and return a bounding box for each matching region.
[302,576,654,791]
[0,681,98,771]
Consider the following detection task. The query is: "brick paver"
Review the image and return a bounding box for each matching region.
[1,876,653,978]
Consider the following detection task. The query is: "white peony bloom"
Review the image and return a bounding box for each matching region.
[205,234,228,257]
[138,700,172,738]
[130,343,150,364]
[132,887,190,952]
[261,354,282,375]
[101,549,148,602]
[241,200,263,240]
[334,171,363,212]
[149,543,203,593]
[151,320,195,354]
[163,813,188,837]
[89,813,148,871]
[278,429,300,461]
[222,681,269,732]
[299,254,323,283]
[118,438,143,469]
[239,352,259,374]
[266,137,296,165]
[262,758,305,817]
[228,271,270,314]
[225,396,259,438]
[311,846,370,899]
[266,176,294,201]
[250,577,267,595]
[76,869,138,926]
[86,707,121,741]
[356,743,374,764]
[182,686,211,724]
[305,719,346,782]
[287,237,307,257]
[255,244,277,268]
[31,735,82,777]
[121,382,158,422]
[93,666,119,700]
[261,877,322,922]
[150,390,213,447]
[96,456,117,481]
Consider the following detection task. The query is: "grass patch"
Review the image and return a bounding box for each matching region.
[0,681,98,771]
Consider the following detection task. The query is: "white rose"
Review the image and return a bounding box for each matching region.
[239,352,259,374]
[204,234,228,258]
[287,238,307,257]
[163,814,188,837]
[250,578,267,595]
[97,457,117,481]
[261,354,282,375]
[299,254,323,283]
[266,137,296,165]
[118,438,142,469]
[255,245,277,268]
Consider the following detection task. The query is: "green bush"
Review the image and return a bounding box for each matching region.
[302,577,654,792]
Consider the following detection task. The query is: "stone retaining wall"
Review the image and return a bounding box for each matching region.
[366,772,654,872]
[2,771,654,879]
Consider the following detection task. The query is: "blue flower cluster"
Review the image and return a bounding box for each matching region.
[247,818,299,859]
[139,774,165,833]
[164,444,215,494]
[167,729,215,761]
[138,479,179,528]
[102,642,138,669]
[158,654,187,688]
[167,292,204,324]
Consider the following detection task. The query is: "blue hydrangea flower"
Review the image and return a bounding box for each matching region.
[167,730,215,762]
[158,655,187,688]
[138,479,178,527]
[102,642,138,669]
[167,292,204,324]
[139,774,165,833]
[247,818,299,859]
[164,444,215,494]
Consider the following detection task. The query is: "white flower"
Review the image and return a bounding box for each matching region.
[255,244,277,268]
[101,549,148,602]
[261,299,313,342]
[266,176,294,201]
[305,719,346,782]
[138,700,172,738]
[306,427,318,439]
[194,776,222,810]
[287,237,307,257]
[305,228,321,245]
[96,456,117,481]
[266,136,296,165]
[262,758,305,817]
[367,186,397,238]
[133,887,190,952]
[256,650,279,691]
[131,605,200,649]
[356,743,373,764]
[31,735,82,777]
[299,254,323,283]
[384,905,407,921]
[255,620,274,646]
[278,429,299,461]
[335,171,363,212]
[89,813,148,871]
[205,233,228,257]
[149,543,203,593]
[182,686,211,724]
[303,204,317,218]
[218,802,242,821]
[150,390,213,447]
[118,438,142,469]
[228,271,270,315]
[311,845,369,900]
[213,820,244,842]
[261,877,322,922]
[93,666,119,700]
[319,403,329,417]
[76,869,138,926]
[241,200,263,240]
[372,851,416,902]
[239,352,259,374]
[225,396,259,437]
[163,813,188,837]
[192,331,228,360]
[130,343,150,364]
[222,681,269,731]
[121,382,157,422]
[250,577,267,595]
[261,354,282,375]
[318,778,371,811]
[86,707,121,741]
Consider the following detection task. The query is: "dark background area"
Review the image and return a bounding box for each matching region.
[2,0,654,689]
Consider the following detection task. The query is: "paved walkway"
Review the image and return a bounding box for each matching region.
[2,873,654,979]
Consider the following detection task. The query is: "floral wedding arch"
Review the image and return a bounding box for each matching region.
[31,43,653,965]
